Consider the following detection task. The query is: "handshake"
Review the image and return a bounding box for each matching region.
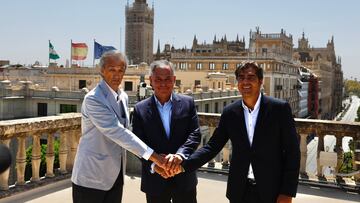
[152,153,185,179]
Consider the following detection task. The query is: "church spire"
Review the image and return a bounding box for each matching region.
[156,39,161,55]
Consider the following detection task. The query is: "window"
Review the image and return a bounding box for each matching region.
[223,101,227,108]
[37,103,47,117]
[124,81,133,91]
[222,63,228,70]
[194,80,201,86]
[79,80,86,89]
[214,102,219,113]
[196,63,202,70]
[205,104,209,113]
[60,104,77,113]
[262,48,267,54]
[209,62,215,70]
[179,62,187,70]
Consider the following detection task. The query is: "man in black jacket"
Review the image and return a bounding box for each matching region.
[180,61,300,203]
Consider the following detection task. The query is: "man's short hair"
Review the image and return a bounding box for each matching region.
[234,61,263,80]
[99,51,128,71]
[149,60,175,76]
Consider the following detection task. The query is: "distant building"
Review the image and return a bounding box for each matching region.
[294,32,343,119]
[160,28,300,115]
[125,0,154,65]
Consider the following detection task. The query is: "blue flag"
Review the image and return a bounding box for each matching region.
[94,41,117,59]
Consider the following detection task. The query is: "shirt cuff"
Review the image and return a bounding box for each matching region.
[150,162,155,174]
[176,153,187,160]
[142,148,154,160]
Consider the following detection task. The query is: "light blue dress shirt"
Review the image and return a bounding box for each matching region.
[154,95,173,139]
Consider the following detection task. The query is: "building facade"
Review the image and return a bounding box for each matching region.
[163,28,300,115]
[125,0,154,65]
[294,33,343,119]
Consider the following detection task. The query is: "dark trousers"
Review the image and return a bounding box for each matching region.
[72,170,124,203]
[146,184,197,203]
[230,179,262,203]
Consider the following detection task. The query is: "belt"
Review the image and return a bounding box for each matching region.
[246,178,256,186]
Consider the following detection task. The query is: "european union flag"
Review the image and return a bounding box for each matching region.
[94,41,117,59]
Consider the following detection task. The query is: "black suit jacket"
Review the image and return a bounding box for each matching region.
[183,95,300,202]
[132,94,201,195]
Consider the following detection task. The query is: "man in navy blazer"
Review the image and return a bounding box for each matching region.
[181,61,300,203]
[132,60,201,203]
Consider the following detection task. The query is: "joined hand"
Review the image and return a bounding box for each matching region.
[153,153,184,178]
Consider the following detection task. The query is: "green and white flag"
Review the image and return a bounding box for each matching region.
[49,41,60,60]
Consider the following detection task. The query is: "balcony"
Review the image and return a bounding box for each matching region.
[0,113,359,202]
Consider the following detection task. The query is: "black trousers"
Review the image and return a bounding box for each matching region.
[72,170,124,203]
[146,182,197,203]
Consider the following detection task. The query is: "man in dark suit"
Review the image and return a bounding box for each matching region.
[132,60,201,203]
[180,61,300,203]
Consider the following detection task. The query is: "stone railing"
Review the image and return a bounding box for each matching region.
[0,113,81,191]
[197,113,360,186]
[0,113,359,193]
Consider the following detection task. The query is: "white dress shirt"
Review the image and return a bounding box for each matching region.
[242,93,261,180]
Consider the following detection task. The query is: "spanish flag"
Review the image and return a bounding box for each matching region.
[71,42,88,60]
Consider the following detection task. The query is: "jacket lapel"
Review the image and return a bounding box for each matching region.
[169,94,181,140]
[252,95,271,147]
[149,96,168,139]
[232,100,251,148]
[99,80,123,121]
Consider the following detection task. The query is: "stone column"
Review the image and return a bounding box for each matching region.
[16,136,26,185]
[67,130,79,172]
[335,136,343,182]
[59,130,68,174]
[354,135,360,184]
[31,133,41,182]
[299,133,308,178]
[207,126,216,168]
[45,132,55,178]
[316,133,325,179]
[222,141,230,169]
[0,139,11,190]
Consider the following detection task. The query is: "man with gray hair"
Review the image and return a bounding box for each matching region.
[71,51,166,203]
[132,59,201,203]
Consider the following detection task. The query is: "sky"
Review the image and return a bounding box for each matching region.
[0,0,359,79]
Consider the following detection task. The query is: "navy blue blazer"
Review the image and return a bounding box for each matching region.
[183,95,300,202]
[132,93,201,195]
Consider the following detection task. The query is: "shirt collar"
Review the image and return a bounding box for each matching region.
[242,93,262,113]
[154,94,173,107]
[104,80,120,101]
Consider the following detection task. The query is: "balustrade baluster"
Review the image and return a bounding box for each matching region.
[59,131,68,174]
[317,133,325,179]
[31,133,41,182]
[16,136,26,185]
[0,139,11,190]
[46,132,55,178]
[299,133,308,178]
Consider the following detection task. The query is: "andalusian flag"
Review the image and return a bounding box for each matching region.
[71,42,88,60]
[49,41,60,60]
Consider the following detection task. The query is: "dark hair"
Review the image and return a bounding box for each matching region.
[234,61,263,80]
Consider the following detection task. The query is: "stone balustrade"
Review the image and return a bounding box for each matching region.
[198,113,360,185]
[0,112,359,193]
[0,113,81,190]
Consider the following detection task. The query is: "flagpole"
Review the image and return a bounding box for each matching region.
[70,39,73,68]
[48,40,50,65]
[93,39,96,68]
